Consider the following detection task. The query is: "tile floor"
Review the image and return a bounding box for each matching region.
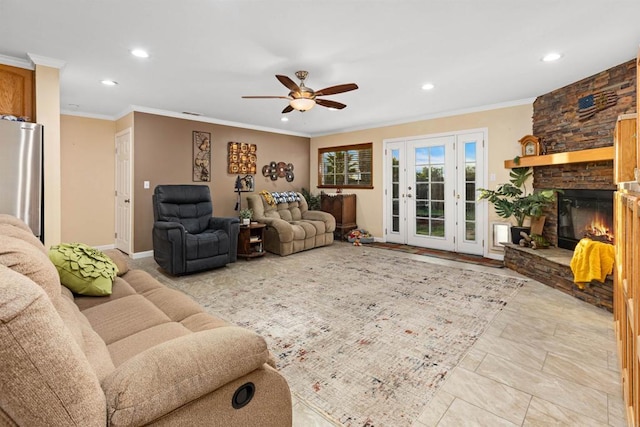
[291,251,625,426]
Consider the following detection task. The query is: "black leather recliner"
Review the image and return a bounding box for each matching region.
[152,185,239,275]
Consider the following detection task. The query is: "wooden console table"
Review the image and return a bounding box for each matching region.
[320,193,357,240]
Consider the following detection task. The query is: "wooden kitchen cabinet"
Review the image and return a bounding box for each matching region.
[0,64,34,121]
[615,113,637,183]
[320,193,356,240]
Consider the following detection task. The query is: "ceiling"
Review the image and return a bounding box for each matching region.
[1,1,639,137]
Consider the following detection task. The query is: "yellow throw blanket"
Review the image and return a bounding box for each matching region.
[570,238,614,289]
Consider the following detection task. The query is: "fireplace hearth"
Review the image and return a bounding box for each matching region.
[557,189,614,250]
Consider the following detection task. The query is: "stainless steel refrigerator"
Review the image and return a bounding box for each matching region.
[0,120,43,240]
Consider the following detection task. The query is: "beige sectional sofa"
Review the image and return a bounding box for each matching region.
[247,192,335,256]
[0,215,291,426]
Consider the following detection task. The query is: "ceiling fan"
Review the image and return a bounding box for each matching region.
[242,71,358,113]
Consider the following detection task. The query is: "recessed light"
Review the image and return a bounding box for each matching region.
[101,80,118,86]
[421,83,435,90]
[542,52,562,62]
[281,117,289,122]
[131,49,149,58]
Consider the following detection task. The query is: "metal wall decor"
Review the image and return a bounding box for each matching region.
[262,161,294,182]
[228,141,257,174]
[193,131,211,182]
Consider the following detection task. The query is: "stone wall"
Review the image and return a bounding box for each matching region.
[531,59,636,245]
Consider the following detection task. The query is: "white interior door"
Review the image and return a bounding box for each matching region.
[384,130,486,256]
[115,128,132,254]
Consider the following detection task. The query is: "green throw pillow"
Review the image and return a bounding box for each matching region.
[49,243,118,296]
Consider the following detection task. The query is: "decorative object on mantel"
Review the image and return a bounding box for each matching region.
[577,90,618,121]
[228,141,257,174]
[192,131,211,182]
[478,167,559,243]
[261,161,294,182]
[518,135,541,157]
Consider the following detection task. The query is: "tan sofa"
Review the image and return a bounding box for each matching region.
[0,215,291,426]
[247,192,335,256]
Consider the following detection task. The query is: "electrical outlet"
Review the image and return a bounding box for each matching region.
[489,173,496,181]
[144,181,150,189]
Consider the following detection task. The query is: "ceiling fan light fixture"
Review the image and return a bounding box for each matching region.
[289,98,315,111]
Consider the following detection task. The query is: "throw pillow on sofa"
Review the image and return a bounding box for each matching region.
[49,243,118,296]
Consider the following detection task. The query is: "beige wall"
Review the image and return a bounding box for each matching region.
[60,115,116,245]
[310,103,533,255]
[35,65,62,247]
[132,112,310,252]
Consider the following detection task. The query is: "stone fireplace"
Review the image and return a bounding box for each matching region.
[502,58,636,311]
[557,189,614,250]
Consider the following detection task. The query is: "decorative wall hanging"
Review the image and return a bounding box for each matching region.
[577,90,618,121]
[262,161,294,182]
[234,175,255,211]
[192,131,211,182]
[228,141,257,174]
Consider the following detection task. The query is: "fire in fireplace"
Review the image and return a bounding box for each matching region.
[557,189,614,250]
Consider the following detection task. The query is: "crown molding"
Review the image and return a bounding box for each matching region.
[60,110,117,121]
[27,53,66,70]
[118,105,311,138]
[310,97,536,138]
[0,54,33,70]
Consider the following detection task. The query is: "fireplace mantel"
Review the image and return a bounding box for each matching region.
[504,146,614,169]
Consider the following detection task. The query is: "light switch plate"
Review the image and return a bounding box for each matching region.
[144,181,150,189]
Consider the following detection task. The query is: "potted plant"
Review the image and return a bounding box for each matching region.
[478,167,558,243]
[239,208,253,225]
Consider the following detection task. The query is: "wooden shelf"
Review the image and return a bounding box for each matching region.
[504,146,614,168]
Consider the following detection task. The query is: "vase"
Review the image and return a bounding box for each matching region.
[242,218,250,225]
[510,226,531,244]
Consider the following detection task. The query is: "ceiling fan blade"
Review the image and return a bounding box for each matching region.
[242,95,291,99]
[282,105,294,114]
[316,99,346,110]
[276,75,300,92]
[314,83,359,97]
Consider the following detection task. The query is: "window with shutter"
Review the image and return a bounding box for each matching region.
[318,143,373,189]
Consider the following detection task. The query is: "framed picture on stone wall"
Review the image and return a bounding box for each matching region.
[193,131,211,182]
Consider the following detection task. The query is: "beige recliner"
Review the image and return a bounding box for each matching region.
[247,192,335,256]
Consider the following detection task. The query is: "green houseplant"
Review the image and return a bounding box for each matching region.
[478,167,558,243]
[239,208,253,225]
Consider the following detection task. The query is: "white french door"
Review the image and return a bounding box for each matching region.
[384,130,486,256]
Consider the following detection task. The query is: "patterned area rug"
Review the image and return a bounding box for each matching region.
[134,244,523,426]
[368,241,505,268]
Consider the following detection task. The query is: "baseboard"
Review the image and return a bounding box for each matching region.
[132,250,153,259]
[94,244,115,251]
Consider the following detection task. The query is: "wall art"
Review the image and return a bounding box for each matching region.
[192,131,211,182]
[228,141,257,174]
[262,161,294,182]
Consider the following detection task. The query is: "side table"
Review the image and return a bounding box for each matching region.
[237,223,266,259]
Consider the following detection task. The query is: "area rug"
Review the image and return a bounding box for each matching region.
[134,244,524,426]
[368,241,505,268]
